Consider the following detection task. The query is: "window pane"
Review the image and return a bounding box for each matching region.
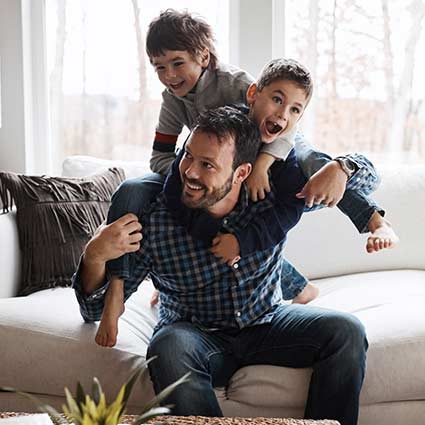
[285,0,425,164]
[46,0,229,166]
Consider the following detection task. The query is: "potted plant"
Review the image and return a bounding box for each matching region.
[0,358,189,425]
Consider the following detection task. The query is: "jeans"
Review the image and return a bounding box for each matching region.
[147,304,368,425]
[106,172,165,278]
[295,133,382,233]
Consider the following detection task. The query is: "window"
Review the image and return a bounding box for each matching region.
[45,0,229,167]
[284,0,425,164]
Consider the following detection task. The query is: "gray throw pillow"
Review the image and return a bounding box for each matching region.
[0,168,125,295]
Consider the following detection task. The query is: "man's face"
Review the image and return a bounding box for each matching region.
[151,49,209,97]
[247,80,308,143]
[179,131,236,210]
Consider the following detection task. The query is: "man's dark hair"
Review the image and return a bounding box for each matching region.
[193,106,261,170]
[257,58,313,103]
[146,9,218,70]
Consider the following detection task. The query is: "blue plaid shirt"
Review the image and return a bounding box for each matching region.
[73,154,307,331]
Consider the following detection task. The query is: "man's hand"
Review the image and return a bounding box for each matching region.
[210,233,241,266]
[246,153,275,202]
[296,161,348,208]
[85,213,142,264]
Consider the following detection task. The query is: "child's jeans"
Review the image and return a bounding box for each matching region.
[106,172,165,279]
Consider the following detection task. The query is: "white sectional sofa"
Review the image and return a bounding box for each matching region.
[1,156,425,425]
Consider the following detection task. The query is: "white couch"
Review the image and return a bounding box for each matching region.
[1,156,425,425]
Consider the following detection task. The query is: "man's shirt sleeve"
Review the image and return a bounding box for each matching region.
[72,244,153,323]
[233,148,307,256]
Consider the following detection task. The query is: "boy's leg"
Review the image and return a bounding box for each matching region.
[106,173,165,279]
[96,173,165,347]
[95,277,125,347]
[279,258,316,302]
[295,133,398,250]
[292,282,319,304]
[239,304,368,425]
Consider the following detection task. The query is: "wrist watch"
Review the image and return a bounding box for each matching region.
[334,156,358,179]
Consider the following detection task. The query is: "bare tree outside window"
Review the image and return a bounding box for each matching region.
[286,0,425,164]
[45,0,229,167]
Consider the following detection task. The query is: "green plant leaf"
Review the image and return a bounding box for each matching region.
[76,381,86,407]
[137,372,190,416]
[0,386,69,425]
[92,377,103,405]
[117,358,156,417]
[131,406,170,425]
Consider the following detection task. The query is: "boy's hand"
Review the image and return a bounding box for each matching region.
[296,161,348,208]
[246,153,275,202]
[210,233,241,266]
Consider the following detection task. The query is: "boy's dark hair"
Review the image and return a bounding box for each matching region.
[257,58,313,102]
[194,106,261,170]
[146,9,218,70]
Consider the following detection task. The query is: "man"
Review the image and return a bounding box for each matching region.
[73,106,368,425]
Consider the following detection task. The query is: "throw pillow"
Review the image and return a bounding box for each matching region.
[0,168,125,295]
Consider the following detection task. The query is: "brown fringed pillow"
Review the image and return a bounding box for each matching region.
[0,168,125,295]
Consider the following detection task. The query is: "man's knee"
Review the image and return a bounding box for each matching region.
[324,312,368,361]
[147,323,205,373]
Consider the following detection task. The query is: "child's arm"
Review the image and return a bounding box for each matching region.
[247,127,297,202]
[150,91,188,175]
[233,148,307,256]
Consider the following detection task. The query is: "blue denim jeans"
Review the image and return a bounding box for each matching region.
[295,133,382,232]
[106,173,165,278]
[147,304,368,425]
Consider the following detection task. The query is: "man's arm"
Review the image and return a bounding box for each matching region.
[72,214,143,322]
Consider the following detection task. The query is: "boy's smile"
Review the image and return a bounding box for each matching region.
[247,80,308,143]
[152,50,209,97]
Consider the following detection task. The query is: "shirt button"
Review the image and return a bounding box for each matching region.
[223,219,228,225]
[236,311,241,317]
[233,263,239,269]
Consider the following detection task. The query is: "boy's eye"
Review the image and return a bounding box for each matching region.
[272,96,283,105]
[183,151,193,160]
[202,162,213,169]
[155,65,165,72]
[291,107,301,114]
[174,61,184,67]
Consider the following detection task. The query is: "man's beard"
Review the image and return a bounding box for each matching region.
[181,175,233,210]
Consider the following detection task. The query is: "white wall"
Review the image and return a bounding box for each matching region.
[0,0,27,173]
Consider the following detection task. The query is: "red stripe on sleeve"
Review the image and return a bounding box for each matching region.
[155,132,178,144]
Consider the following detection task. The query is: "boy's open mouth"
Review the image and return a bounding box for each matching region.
[265,121,283,134]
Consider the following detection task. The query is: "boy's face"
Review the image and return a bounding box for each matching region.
[151,49,209,97]
[247,80,308,143]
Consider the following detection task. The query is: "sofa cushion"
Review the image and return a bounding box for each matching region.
[1,270,424,416]
[0,281,158,411]
[0,168,125,295]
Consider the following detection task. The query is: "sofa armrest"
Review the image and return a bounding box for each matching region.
[0,210,21,298]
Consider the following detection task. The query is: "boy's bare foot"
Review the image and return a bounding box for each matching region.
[292,282,319,304]
[95,278,125,348]
[150,289,160,307]
[366,212,399,254]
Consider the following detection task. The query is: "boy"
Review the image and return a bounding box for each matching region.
[94,11,397,347]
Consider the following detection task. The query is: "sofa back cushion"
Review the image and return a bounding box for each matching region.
[285,164,425,280]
